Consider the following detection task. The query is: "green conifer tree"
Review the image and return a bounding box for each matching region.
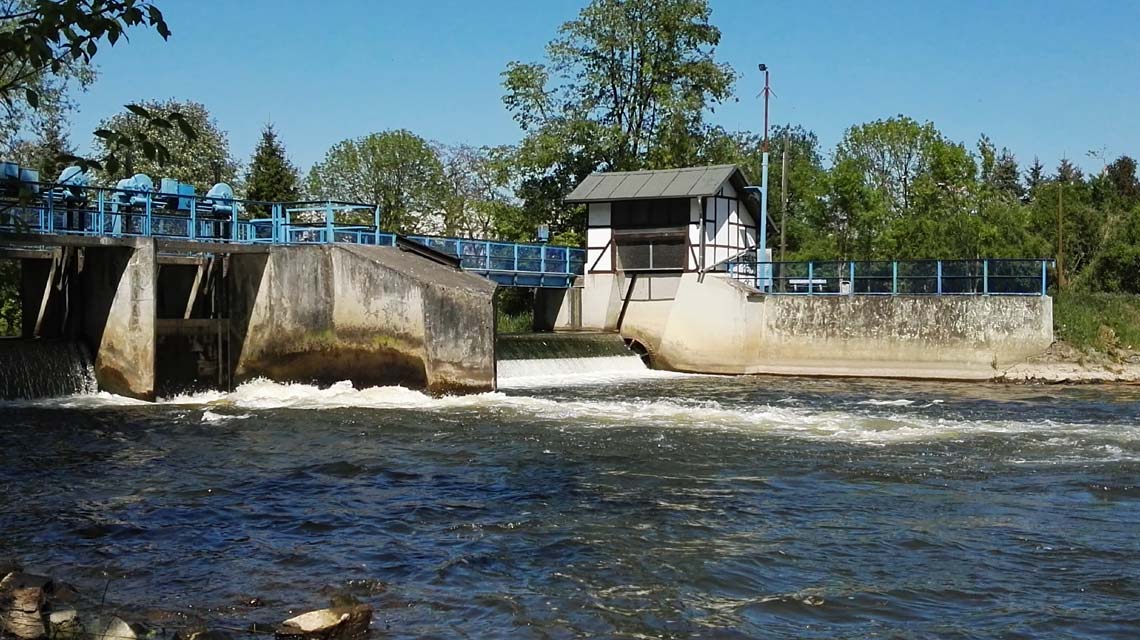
[244,123,299,211]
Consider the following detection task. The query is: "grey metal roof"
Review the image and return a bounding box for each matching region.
[566,165,751,203]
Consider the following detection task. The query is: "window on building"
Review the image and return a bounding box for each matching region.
[611,198,690,229]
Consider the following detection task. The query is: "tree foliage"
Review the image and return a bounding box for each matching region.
[7,101,73,179]
[0,0,192,173]
[435,143,518,238]
[501,0,736,238]
[307,130,446,234]
[92,99,235,187]
[245,123,299,207]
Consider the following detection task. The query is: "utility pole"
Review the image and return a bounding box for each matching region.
[758,63,772,291]
[1056,180,1065,290]
[780,145,788,264]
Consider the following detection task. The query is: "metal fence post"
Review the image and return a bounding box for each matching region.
[807,261,814,295]
[190,195,198,241]
[513,243,519,272]
[1041,260,1048,296]
[983,260,989,295]
[936,260,942,295]
[484,241,490,271]
[540,246,546,274]
[374,205,381,245]
[849,261,855,296]
[324,201,333,244]
[144,192,152,236]
[892,261,898,295]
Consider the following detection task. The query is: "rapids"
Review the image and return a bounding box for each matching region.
[2,372,1139,638]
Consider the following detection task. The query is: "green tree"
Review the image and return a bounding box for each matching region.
[1024,156,1046,195]
[502,0,736,237]
[0,259,18,336]
[7,102,73,180]
[435,143,519,238]
[977,135,1022,199]
[835,116,944,216]
[307,130,445,234]
[831,116,977,258]
[1,0,194,174]
[1056,157,1083,183]
[1105,155,1139,204]
[245,123,299,210]
[92,99,237,188]
[700,125,828,259]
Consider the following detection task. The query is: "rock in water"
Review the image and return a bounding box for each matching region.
[90,616,140,640]
[275,604,372,640]
[47,609,83,640]
[1,573,53,639]
[174,629,233,640]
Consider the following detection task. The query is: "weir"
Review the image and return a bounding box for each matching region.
[0,339,97,400]
[495,332,647,381]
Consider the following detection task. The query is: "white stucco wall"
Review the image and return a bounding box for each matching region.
[587,203,612,273]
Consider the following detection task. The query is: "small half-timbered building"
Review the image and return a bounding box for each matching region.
[565,165,760,276]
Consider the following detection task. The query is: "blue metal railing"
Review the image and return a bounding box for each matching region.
[0,181,586,287]
[725,254,1053,296]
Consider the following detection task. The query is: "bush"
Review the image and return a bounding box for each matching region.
[1053,292,1140,352]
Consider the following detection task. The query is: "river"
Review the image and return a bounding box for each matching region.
[2,371,1139,638]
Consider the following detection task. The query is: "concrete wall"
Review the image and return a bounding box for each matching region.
[232,244,496,394]
[78,240,157,399]
[555,271,1054,380]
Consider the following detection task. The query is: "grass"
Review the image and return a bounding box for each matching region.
[496,309,534,334]
[1053,292,1140,353]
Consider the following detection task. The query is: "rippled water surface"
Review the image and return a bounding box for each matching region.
[2,375,1140,638]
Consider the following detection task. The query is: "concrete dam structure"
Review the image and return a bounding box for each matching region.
[3,236,495,400]
[545,165,1056,381]
[545,272,1053,380]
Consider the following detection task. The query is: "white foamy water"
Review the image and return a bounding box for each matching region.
[497,355,691,389]
[6,375,1139,455]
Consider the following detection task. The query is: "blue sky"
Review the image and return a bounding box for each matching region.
[69,0,1140,176]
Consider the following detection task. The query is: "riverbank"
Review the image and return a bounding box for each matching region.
[999,340,1140,383]
[1000,293,1140,383]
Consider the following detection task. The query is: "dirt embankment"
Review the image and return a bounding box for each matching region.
[999,340,1140,383]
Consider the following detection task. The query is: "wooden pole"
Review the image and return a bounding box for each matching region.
[1056,182,1065,290]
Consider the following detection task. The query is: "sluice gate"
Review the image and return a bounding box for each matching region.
[0,237,498,400]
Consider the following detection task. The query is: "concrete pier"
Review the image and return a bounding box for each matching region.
[3,236,497,399]
[231,244,495,394]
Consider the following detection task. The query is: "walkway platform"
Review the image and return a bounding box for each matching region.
[0,182,584,288]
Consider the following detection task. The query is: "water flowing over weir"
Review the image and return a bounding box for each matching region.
[0,339,97,400]
[495,332,653,385]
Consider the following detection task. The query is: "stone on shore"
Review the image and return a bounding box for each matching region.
[89,615,144,640]
[47,609,83,640]
[274,604,372,640]
[178,629,234,640]
[1,573,53,639]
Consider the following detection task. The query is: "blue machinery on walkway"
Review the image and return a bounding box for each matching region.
[0,174,586,289]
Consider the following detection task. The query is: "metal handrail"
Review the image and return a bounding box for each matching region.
[723,257,1053,296]
[0,179,587,280]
